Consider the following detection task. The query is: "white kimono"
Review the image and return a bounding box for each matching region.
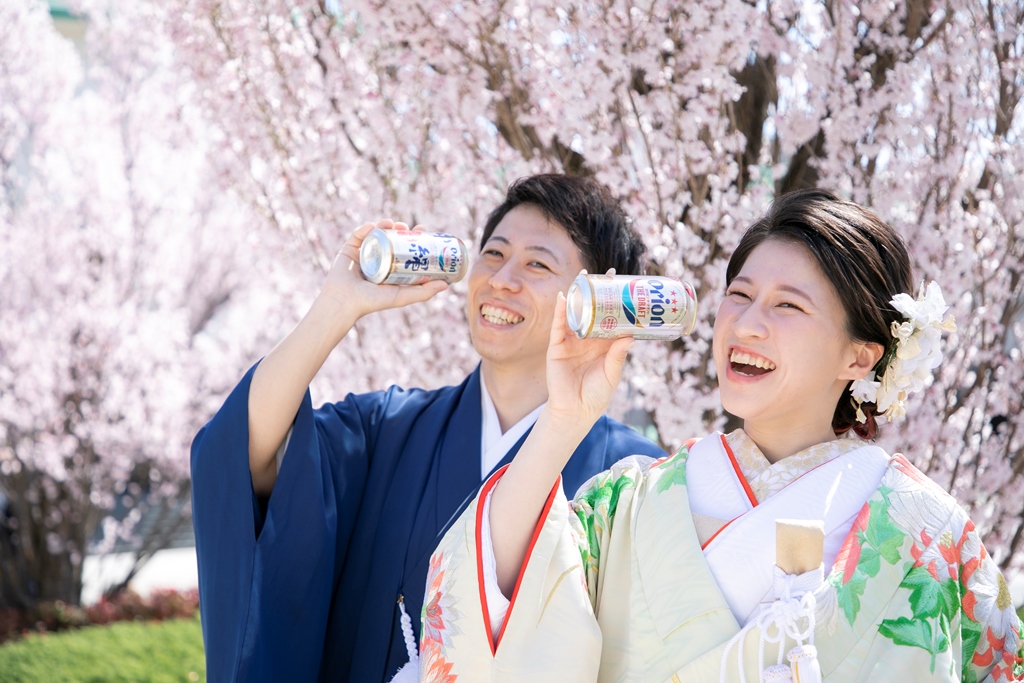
[417,431,1024,682]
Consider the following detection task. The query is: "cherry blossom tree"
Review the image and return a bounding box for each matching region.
[165,0,1024,576]
[8,0,1017,609]
[0,1,276,608]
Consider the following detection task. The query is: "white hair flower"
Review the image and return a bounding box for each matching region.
[849,281,957,425]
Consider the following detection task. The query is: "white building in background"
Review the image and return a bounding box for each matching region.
[81,547,198,605]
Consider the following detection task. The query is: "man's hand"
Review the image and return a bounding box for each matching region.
[315,219,449,336]
[248,218,448,495]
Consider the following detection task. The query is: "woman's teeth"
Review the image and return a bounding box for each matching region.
[729,350,776,371]
[481,304,524,325]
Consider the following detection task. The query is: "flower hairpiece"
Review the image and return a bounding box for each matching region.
[849,281,957,424]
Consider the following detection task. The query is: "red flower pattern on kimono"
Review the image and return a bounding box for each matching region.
[420,550,463,682]
[885,463,967,586]
[827,455,1024,679]
[963,542,1022,679]
[419,639,458,683]
[834,501,871,586]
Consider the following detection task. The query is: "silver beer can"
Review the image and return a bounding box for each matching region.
[566,274,698,340]
[359,229,469,285]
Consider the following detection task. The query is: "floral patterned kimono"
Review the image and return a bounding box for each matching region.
[418,430,1023,682]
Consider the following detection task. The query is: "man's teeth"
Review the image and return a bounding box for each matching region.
[481,304,524,325]
[729,350,776,370]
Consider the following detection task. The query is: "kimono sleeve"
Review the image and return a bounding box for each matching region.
[839,499,1024,683]
[568,455,654,611]
[858,486,1024,683]
[417,457,652,682]
[190,363,390,683]
[957,518,1024,683]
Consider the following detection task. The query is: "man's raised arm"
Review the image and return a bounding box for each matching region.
[247,220,448,495]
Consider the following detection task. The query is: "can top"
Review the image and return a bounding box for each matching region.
[359,229,394,284]
[566,274,595,339]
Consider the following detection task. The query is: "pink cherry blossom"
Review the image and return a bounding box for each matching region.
[5,0,1023,608]
[1,0,272,606]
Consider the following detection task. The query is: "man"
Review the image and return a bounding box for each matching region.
[190,174,665,682]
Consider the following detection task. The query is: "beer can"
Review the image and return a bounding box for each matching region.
[359,228,469,285]
[566,274,698,340]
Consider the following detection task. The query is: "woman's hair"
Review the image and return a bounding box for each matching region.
[725,188,914,439]
[481,174,648,276]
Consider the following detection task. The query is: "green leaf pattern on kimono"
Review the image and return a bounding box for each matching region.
[877,562,962,672]
[570,458,647,601]
[654,444,690,493]
[830,454,1024,681]
[878,616,949,658]
[961,617,984,683]
[829,485,904,625]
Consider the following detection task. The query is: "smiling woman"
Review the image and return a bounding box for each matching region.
[721,192,915,444]
[416,189,1024,683]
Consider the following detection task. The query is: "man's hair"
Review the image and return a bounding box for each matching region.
[480,174,647,275]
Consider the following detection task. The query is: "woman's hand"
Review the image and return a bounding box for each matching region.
[543,278,634,430]
[489,273,634,595]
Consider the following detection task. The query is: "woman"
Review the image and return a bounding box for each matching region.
[416,190,1023,682]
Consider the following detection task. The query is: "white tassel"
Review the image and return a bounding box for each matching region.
[787,643,822,683]
[719,566,824,683]
[389,663,418,683]
[762,664,794,682]
[389,595,419,683]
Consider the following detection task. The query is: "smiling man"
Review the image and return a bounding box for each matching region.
[190,174,665,683]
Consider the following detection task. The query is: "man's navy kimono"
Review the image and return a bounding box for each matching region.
[191,365,664,682]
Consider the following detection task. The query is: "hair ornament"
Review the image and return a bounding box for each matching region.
[850,281,957,424]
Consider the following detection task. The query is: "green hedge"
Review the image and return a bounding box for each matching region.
[1,607,1021,681]
[0,615,204,683]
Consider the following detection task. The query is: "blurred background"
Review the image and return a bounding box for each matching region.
[1,0,1022,679]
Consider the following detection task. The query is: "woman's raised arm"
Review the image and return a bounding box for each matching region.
[489,288,634,595]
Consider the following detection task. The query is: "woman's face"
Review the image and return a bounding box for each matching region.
[713,239,873,438]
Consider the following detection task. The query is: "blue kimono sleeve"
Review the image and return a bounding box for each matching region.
[190,364,391,683]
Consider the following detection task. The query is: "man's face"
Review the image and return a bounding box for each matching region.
[467,204,585,371]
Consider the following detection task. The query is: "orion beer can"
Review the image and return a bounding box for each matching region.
[566,274,698,340]
[359,229,468,285]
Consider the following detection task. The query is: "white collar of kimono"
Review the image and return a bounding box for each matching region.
[725,428,865,503]
[689,432,890,624]
[479,371,545,480]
